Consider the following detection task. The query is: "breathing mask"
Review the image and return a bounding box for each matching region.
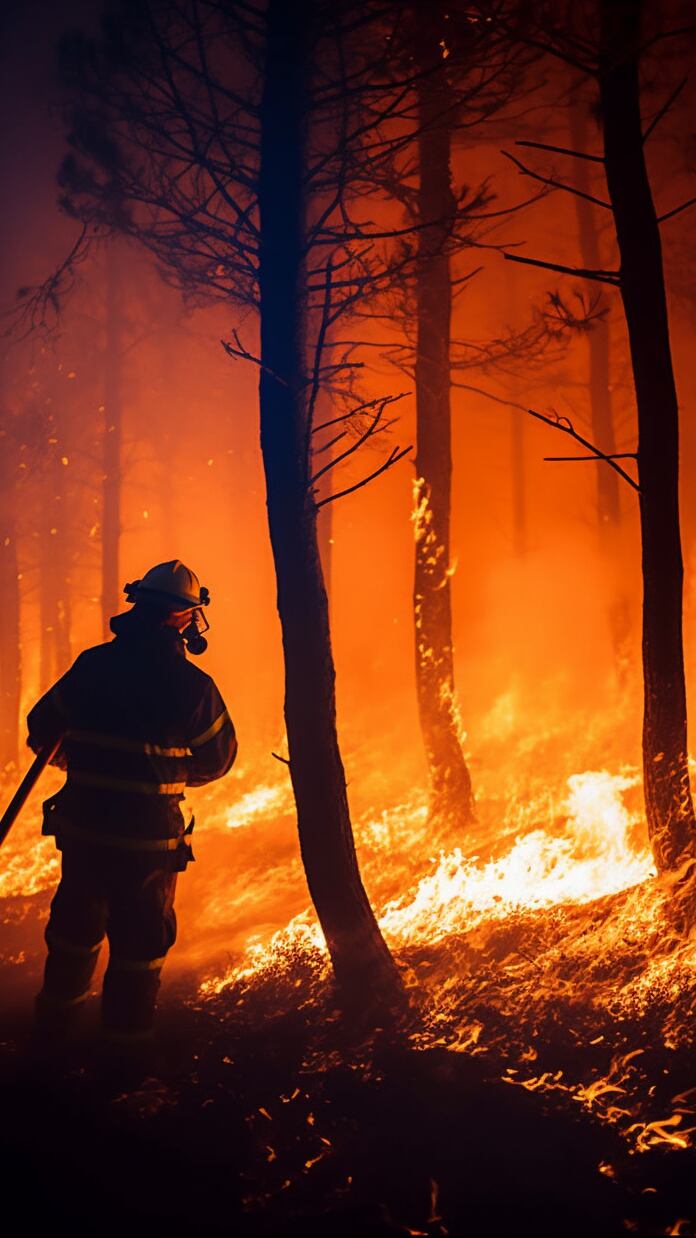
[181,607,209,656]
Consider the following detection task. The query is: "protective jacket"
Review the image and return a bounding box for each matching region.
[28,609,237,869]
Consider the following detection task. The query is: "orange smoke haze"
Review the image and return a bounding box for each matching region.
[2,7,696,1163]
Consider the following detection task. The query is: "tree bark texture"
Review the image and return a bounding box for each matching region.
[257,0,400,998]
[600,0,695,872]
[413,13,475,825]
[102,242,123,638]
[0,492,21,771]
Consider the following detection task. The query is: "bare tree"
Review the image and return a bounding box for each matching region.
[54,0,418,1000]
[500,0,696,881]
[567,94,630,679]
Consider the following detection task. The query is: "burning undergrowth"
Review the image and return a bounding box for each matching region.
[2,708,696,1233]
[193,751,696,1178]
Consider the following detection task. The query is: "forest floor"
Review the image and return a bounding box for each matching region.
[0,902,694,1238]
[2,715,696,1236]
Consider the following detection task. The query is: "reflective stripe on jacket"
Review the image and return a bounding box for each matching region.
[27,611,237,846]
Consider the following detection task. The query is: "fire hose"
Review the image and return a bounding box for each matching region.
[0,736,64,848]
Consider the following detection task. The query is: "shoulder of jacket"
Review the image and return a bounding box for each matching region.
[70,644,110,667]
[181,659,217,694]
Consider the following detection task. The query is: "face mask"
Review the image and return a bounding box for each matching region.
[181,608,209,656]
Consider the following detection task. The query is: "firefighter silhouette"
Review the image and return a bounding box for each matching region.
[27,561,237,1043]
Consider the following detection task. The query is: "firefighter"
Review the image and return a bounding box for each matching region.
[27,560,237,1044]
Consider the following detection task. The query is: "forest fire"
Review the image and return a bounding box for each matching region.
[3,0,696,1233]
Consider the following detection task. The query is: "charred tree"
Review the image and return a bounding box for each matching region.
[258,0,400,998]
[413,12,475,826]
[599,0,694,872]
[102,241,123,637]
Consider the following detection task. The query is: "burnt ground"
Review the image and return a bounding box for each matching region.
[1,914,695,1238]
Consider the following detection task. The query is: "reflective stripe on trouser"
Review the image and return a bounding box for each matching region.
[41,929,105,1007]
[40,841,178,1036]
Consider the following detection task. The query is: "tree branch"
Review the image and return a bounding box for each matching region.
[642,76,688,144]
[515,140,604,164]
[658,195,696,225]
[503,251,620,286]
[543,452,637,461]
[315,444,412,508]
[452,383,639,491]
[501,149,611,210]
[525,408,638,490]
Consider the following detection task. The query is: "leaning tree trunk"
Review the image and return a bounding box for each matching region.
[600,0,695,874]
[0,486,21,772]
[102,242,124,637]
[413,13,475,825]
[569,99,630,679]
[257,0,400,999]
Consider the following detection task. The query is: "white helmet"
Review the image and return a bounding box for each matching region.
[124,560,210,611]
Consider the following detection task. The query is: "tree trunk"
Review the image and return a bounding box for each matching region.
[568,102,621,532]
[257,0,400,999]
[599,0,695,873]
[569,99,630,678]
[0,491,21,772]
[102,242,123,637]
[413,11,475,825]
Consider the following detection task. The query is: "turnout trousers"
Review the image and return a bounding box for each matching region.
[38,842,178,1040]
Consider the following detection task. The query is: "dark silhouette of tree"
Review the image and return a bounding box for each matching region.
[55,0,416,1001]
[567,95,630,680]
[410,7,476,826]
[257,0,400,996]
[500,0,696,882]
[599,0,693,875]
[351,4,568,826]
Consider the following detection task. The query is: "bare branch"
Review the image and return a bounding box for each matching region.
[501,149,611,210]
[642,76,688,144]
[525,407,639,490]
[310,393,405,486]
[503,251,620,286]
[315,444,412,508]
[452,383,639,491]
[515,140,603,164]
[4,223,94,341]
[543,452,637,461]
[221,330,287,385]
[658,195,696,225]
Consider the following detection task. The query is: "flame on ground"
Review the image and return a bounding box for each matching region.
[3,750,696,1160]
